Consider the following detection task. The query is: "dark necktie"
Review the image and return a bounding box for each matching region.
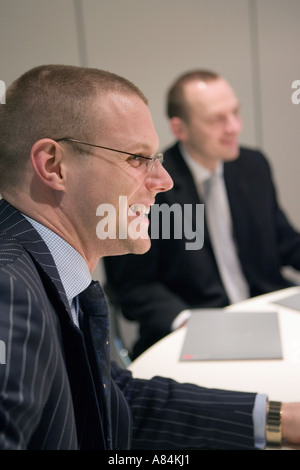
[78,280,112,447]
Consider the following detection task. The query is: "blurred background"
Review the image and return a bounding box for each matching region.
[1,0,299,247]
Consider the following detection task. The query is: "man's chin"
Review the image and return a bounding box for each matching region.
[100,236,151,257]
[129,238,151,255]
[110,237,151,256]
[223,149,240,161]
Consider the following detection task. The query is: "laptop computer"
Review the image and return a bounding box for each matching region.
[180,309,282,361]
[273,292,300,312]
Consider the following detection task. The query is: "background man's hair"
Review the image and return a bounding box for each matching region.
[166,69,219,121]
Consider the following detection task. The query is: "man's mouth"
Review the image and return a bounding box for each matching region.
[221,138,239,147]
[129,203,151,218]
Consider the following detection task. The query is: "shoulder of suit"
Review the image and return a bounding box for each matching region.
[162,142,193,178]
[238,146,267,161]
[164,144,268,165]
[225,147,271,183]
[229,146,269,169]
[163,143,180,164]
[0,234,28,266]
[0,234,44,305]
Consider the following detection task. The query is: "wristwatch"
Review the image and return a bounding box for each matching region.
[266,401,282,447]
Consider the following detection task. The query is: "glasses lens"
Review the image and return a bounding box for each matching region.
[148,153,164,172]
[158,153,164,165]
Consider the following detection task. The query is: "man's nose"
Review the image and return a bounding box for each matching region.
[145,161,174,193]
[225,113,242,133]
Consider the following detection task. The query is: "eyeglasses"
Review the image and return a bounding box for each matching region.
[55,137,164,172]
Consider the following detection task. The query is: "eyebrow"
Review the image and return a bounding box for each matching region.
[125,143,159,156]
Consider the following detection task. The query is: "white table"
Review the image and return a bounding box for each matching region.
[129,287,300,402]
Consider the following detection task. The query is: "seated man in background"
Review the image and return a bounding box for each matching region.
[104,69,300,359]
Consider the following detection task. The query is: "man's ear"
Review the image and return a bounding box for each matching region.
[30,139,66,190]
[169,117,188,142]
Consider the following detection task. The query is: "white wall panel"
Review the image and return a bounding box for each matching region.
[82,0,256,150]
[0,0,80,87]
[256,0,300,228]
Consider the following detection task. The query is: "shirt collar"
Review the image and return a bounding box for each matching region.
[23,215,91,307]
[179,142,223,190]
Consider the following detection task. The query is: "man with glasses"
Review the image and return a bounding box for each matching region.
[1,64,300,450]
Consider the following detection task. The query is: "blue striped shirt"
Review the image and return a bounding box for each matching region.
[24,216,91,326]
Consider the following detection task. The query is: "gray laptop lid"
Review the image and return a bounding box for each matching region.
[180,309,282,361]
[273,292,300,311]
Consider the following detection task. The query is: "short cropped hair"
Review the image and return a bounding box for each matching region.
[166,70,219,121]
[0,64,147,191]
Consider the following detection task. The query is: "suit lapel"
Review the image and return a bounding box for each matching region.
[165,143,202,205]
[0,199,71,317]
[224,159,252,260]
[163,144,211,244]
[0,199,108,448]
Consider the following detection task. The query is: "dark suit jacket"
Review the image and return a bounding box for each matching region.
[104,143,300,358]
[0,199,258,449]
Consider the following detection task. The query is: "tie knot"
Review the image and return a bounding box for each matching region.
[78,280,107,317]
[204,173,218,198]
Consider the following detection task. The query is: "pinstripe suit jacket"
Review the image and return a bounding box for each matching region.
[0,200,258,449]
